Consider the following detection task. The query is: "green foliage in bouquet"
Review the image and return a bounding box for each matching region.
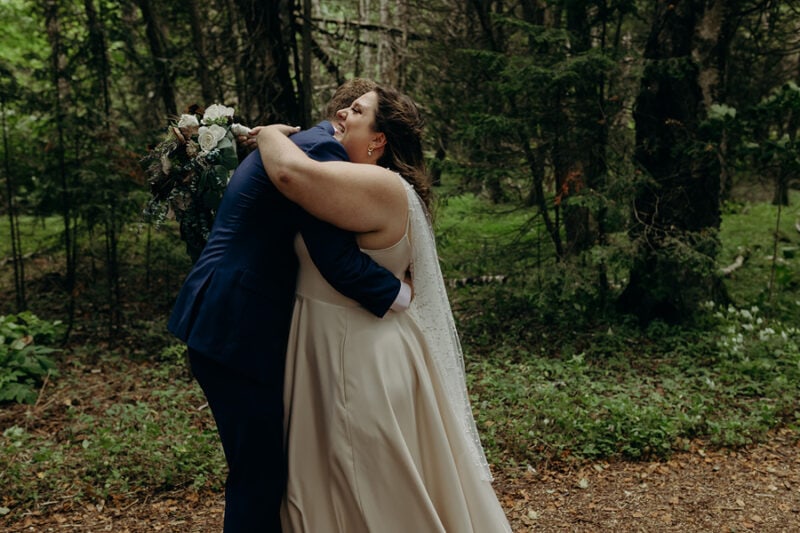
[142,104,249,262]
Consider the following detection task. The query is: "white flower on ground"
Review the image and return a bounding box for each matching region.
[758,328,776,341]
[198,124,227,152]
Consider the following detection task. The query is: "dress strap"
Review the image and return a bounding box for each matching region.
[396,173,413,241]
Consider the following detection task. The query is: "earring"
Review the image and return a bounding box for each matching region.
[368,146,374,156]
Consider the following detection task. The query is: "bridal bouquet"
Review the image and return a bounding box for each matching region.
[142,103,250,262]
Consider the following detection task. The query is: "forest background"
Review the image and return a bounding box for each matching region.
[1,0,800,529]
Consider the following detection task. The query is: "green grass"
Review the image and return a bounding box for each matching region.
[433,192,539,278]
[0,215,64,258]
[718,191,800,317]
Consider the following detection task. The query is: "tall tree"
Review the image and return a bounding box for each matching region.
[84,0,124,338]
[619,0,731,323]
[136,0,177,116]
[223,0,247,111]
[232,0,301,124]
[301,0,313,127]
[559,0,613,255]
[0,64,25,312]
[44,0,78,338]
[186,0,215,104]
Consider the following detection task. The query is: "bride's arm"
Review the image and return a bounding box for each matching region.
[256,124,406,234]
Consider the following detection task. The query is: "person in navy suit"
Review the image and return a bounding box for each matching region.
[168,80,409,532]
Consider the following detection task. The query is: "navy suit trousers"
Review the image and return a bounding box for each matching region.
[190,349,285,533]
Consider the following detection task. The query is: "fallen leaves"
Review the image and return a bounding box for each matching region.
[495,430,800,532]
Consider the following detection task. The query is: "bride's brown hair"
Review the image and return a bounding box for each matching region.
[372,86,431,208]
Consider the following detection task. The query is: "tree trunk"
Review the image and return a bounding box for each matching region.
[430,132,447,187]
[561,0,609,255]
[398,0,409,89]
[186,0,215,104]
[772,175,790,206]
[44,0,76,339]
[377,0,396,86]
[136,0,177,116]
[232,0,301,125]
[619,0,729,324]
[84,0,122,339]
[710,0,739,202]
[773,35,800,207]
[224,0,247,115]
[301,0,313,127]
[104,209,121,339]
[514,112,564,258]
[83,0,110,121]
[355,0,366,77]
[1,95,25,312]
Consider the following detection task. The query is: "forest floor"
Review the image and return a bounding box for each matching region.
[6,432,800,532]
[3,355,799,533]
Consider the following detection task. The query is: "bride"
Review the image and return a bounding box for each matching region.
[257,86,511,532]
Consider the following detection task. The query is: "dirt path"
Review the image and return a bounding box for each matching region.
[6,429,799,532]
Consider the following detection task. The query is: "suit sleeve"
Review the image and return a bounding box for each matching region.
[301,215,401,318]
[293,127,401,318]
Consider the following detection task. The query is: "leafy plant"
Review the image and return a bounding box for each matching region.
[464,299,800,467]
[0,312,62,404]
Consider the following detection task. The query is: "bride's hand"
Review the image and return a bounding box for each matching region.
[242,124,300,149]
[237,125,262,150]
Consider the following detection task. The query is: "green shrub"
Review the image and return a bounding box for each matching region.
[0,312,63,404]
[463,299,800,467]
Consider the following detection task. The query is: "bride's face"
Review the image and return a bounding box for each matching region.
[333,91,384,164]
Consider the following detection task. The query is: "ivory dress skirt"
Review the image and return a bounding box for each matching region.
[280,233,511,533]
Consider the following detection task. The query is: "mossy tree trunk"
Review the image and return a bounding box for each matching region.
[619,0,734,324]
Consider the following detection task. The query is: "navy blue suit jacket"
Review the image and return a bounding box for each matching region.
[168,122,400,385]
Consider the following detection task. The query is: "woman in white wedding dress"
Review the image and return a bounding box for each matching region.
[257,86,511,533]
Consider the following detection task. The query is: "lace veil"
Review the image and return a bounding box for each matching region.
[404,183,493,482]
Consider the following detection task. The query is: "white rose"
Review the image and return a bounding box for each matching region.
[197,124,227,152]
[177,114,199,128]
[230,123,252,136]
[203,103,235,124]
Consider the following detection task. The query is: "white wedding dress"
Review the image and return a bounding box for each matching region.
[280,183,512,532]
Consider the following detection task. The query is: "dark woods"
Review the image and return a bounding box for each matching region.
[1,0,799,341]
